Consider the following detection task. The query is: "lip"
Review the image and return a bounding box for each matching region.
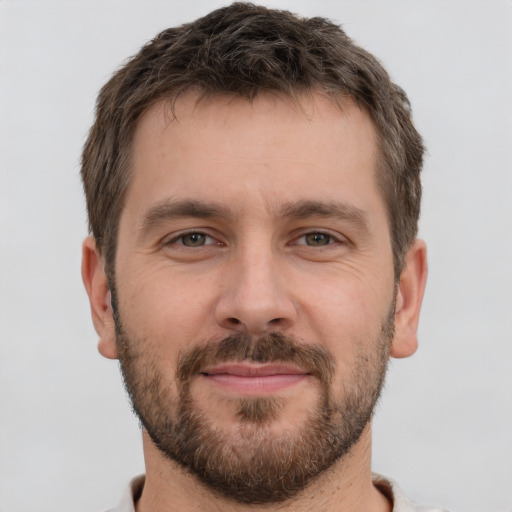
[200,363,310,395]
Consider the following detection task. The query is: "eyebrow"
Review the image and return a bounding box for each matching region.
[140,199,233,232]
[139,198,370,234]
[279,200,370,231]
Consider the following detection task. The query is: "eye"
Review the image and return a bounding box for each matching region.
[304,232,331,246]
[168,231,218,247]
[295,232,338,247]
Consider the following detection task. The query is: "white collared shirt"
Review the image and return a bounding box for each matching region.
[105,474,448,512]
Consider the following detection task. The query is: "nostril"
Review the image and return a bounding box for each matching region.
[227,318,241,325]
[269,318,284,325]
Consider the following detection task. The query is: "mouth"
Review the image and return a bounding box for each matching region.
[200,362,310,395]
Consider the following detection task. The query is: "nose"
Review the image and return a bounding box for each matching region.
[214,244,297,335]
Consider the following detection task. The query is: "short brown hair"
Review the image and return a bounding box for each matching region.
[81,2,424,279]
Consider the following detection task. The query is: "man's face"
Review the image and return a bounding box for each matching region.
[106,92,400,502]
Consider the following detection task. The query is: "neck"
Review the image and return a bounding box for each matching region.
[136,424,391,512]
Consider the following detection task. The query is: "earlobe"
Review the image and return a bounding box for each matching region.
[390,239,428,359]
[81,236,119,360]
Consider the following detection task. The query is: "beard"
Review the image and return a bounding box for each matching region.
[114,302,394,505]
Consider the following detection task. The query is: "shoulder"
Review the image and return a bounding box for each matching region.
[103,475,145,512]
[372,474,449,512]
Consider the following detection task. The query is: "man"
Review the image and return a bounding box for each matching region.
[81,3,443,511]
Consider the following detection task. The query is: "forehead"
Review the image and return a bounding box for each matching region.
[126,91,381,212]
[136,91,377,159]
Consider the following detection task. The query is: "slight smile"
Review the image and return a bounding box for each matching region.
[200,363,310,395]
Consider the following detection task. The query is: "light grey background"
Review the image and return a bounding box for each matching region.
[1,1,511,511]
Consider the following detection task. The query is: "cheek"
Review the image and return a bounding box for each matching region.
[299,273,392,364]
[116,264,216,357]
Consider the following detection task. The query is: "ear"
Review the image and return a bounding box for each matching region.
[391,239,428,359]
[81,236,118,359]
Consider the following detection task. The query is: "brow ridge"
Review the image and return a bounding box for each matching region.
[279,200,369,230]
[139,198,369,233]
[140,199,233,231]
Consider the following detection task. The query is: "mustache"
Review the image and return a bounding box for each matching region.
[176,332,335,386]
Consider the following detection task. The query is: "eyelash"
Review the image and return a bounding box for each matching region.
[165,231,219,247]
[164,230,344,248]
[293,230,343,247]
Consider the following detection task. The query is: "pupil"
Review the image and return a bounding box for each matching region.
[184,233,205,246]
[307,233,330,246]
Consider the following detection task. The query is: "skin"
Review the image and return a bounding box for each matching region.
[82,91,427,512]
